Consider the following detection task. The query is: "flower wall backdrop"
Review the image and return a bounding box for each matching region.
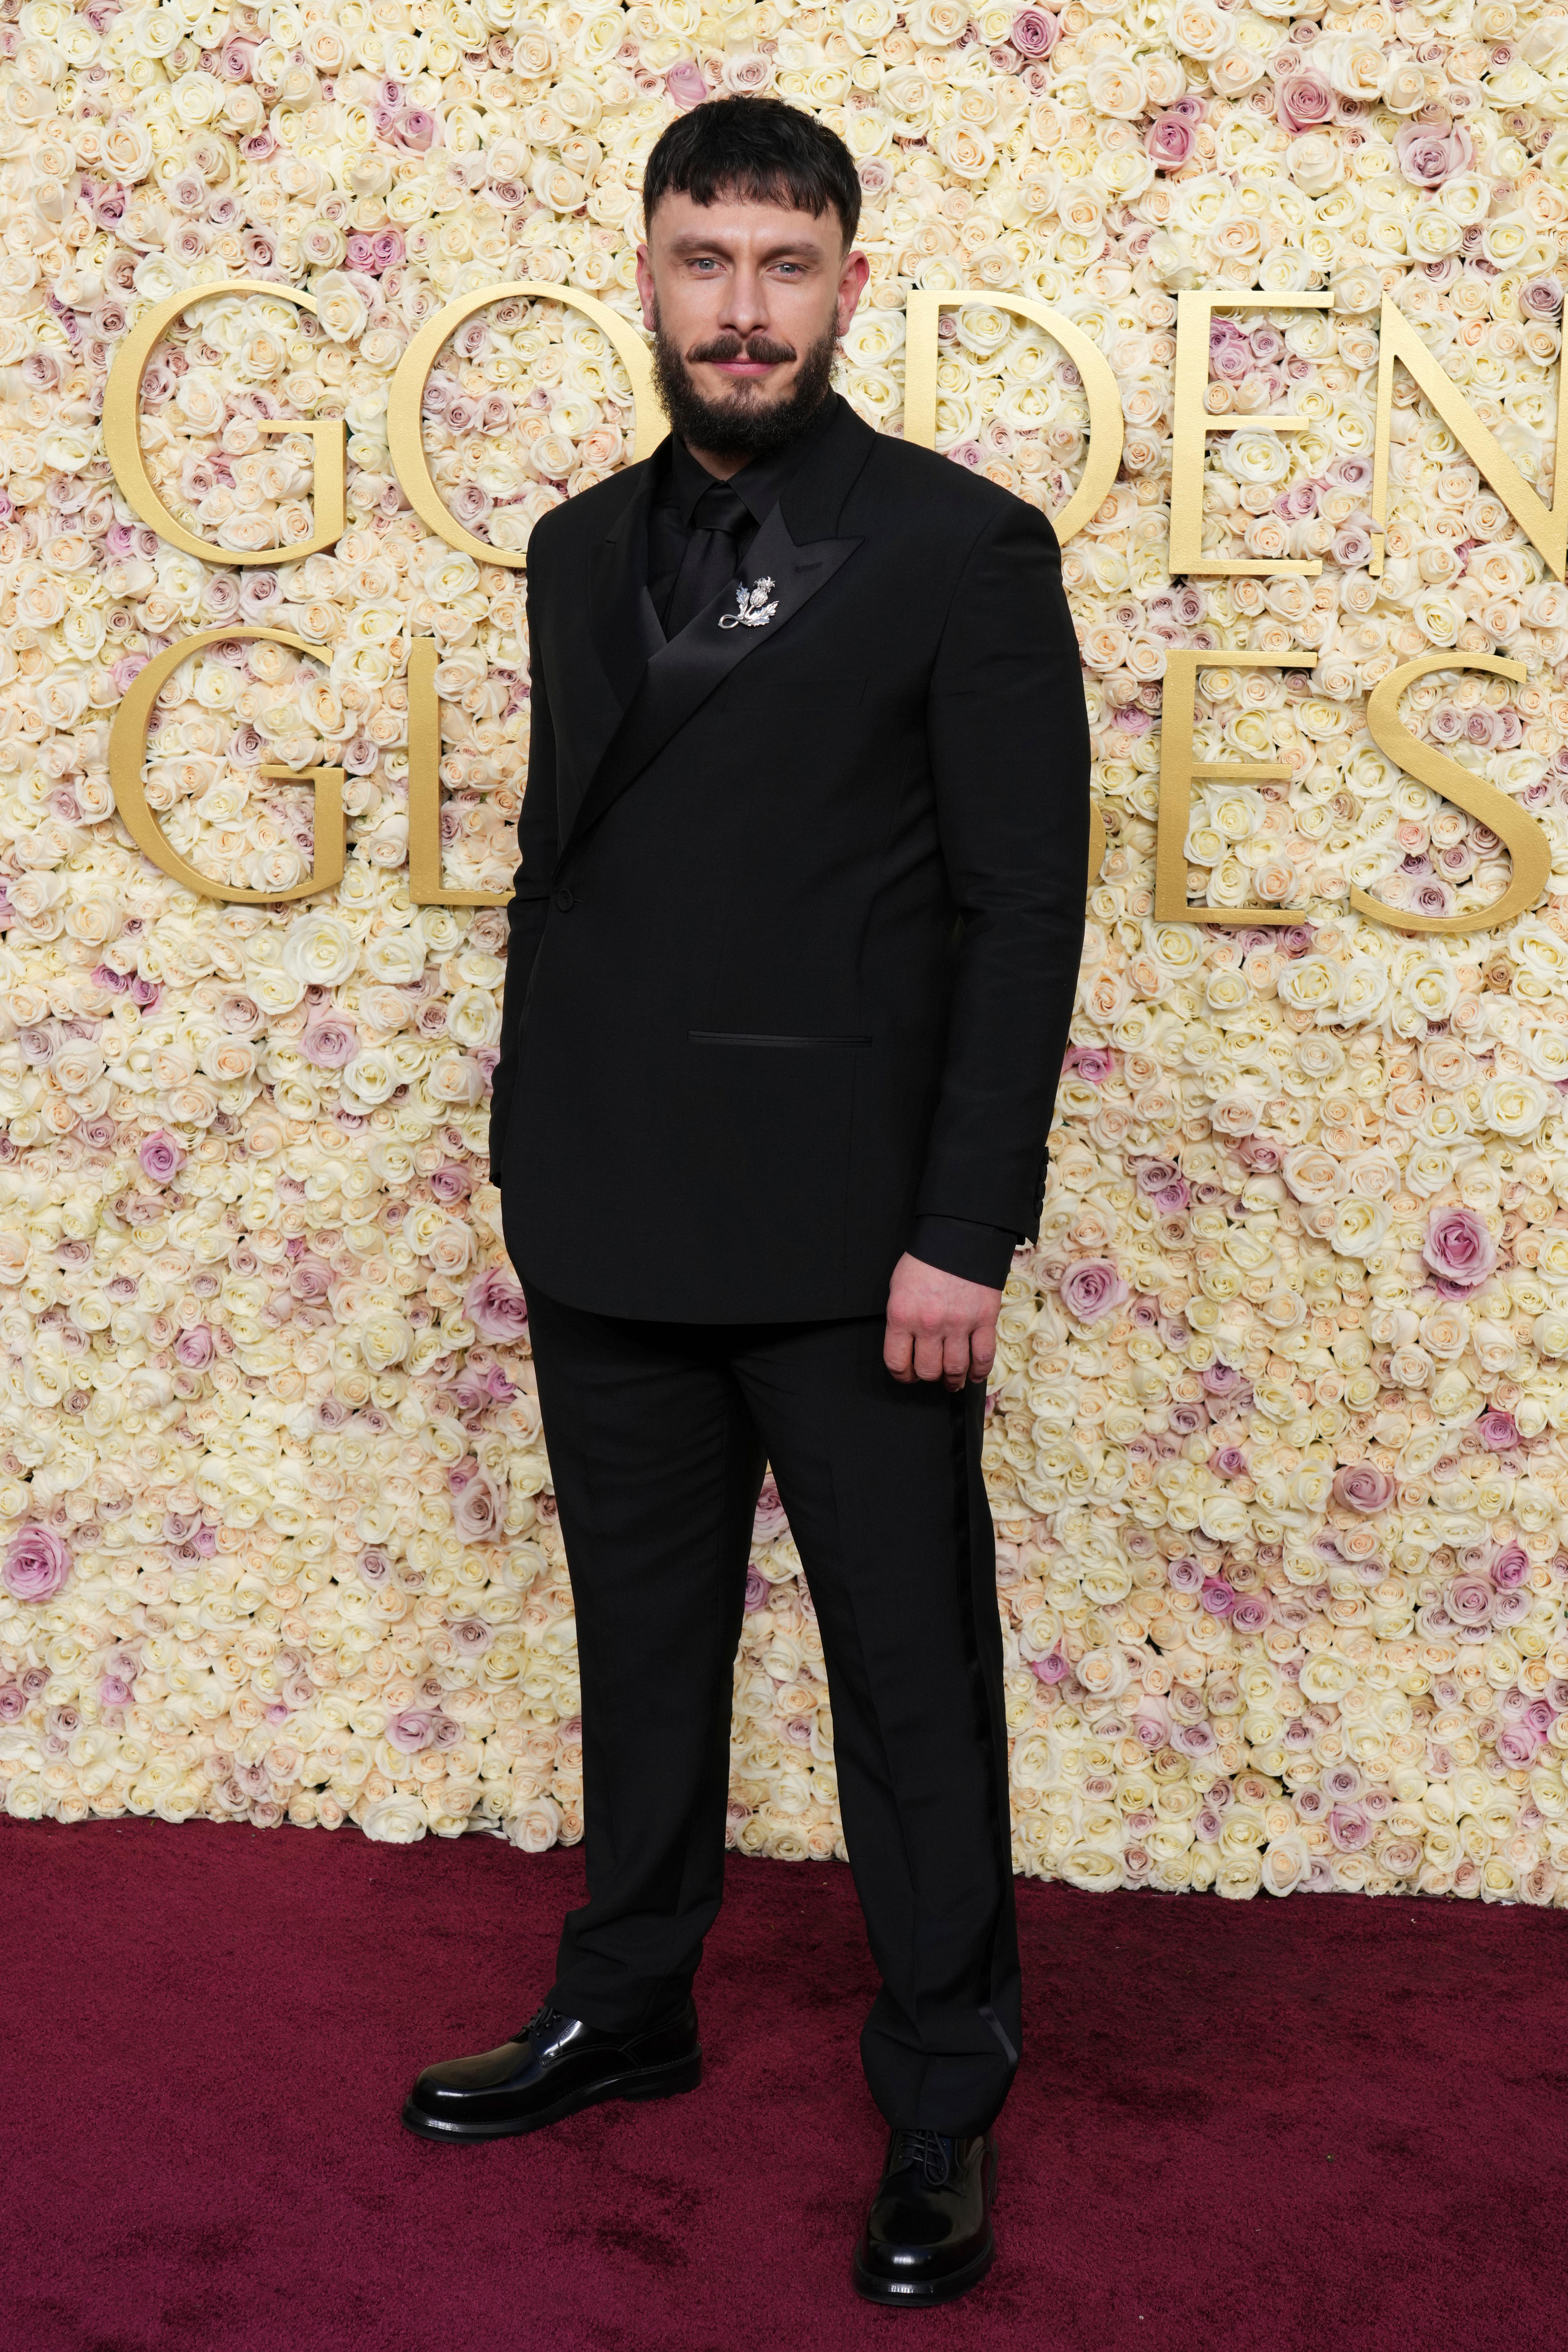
[5,0,1568,1904]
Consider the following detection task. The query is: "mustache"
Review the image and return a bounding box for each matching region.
[685,331,797,366]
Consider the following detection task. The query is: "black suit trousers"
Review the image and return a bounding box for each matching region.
[523,1283,1022,2136]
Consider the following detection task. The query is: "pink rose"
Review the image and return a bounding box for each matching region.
[175,1325,214,1369]
[1275,75,1333,133]
[1396,116,1472,187]
[1492,1543,1530,1589]
[1172,1720,1218,1757]
[666,60,708,106]
[3,1525,71,1602]
[1423,1206,1497,1292]
[1064,1046,1115,1083]
[1132,1692,1170,1748]
[289,1254,334,1304]
[1010,7,1058,57]
[138,1130,184,1183]
[465,1267,527,1344]
[300,1015,358,1067]
[1496,1723,1540,1769]
[387,1709,437,1753]
[1146,111,1195,169]
[1479,1410,1519,1452]
[753,1478,790,1543]
[1446,1576,1494,1629]
[1133,1158,1180,1197]
[449,1461,503,1541]
[1059,1258,1128,1323]
[1332,1462,1394,1515]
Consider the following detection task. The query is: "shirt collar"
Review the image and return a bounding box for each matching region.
[667,390,842,527]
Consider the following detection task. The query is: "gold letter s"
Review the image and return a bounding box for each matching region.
[1356,654,1551,935]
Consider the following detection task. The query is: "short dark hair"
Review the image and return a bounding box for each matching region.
[643,96,861,247]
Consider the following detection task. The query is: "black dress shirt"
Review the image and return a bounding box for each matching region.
[646,396,1019,1295]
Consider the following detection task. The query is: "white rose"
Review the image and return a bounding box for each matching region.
[507,1795,563,1851]
[1481,1074,1550,1137]
[362,1793,429,1843]
[1333,1198,1392,1258]
[281,914,359,986]
[311,271,369,345]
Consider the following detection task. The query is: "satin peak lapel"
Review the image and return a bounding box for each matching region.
[566,466,660,827]
[561,501,861,856]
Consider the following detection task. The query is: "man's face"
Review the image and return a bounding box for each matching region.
[637,191,868,455]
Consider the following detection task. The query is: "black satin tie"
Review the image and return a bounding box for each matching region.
[664,479,752,637]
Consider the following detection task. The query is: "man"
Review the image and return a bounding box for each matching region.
[403,96,1089,2308]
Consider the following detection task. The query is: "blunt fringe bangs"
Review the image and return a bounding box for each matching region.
[643,96,861,246]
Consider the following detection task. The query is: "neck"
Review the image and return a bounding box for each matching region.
[684,444,748,482]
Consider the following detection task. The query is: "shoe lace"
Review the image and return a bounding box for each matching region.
[893,2128,955,2187]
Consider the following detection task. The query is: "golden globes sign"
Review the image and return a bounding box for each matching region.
[103,277,1556,933]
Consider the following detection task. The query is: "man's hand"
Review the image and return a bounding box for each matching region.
[883,1253,1003,1391]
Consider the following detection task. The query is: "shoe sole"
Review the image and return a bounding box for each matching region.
[400,2049,703,2143]
[852,2232,996,2307]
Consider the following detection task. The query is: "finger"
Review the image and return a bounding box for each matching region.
[943,1328,970,1391]
[883,1319,915,1382]
[913,1327,947,1383]
[968,1319,997,1384]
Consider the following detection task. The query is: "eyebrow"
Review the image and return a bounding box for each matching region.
[665,232,825,260]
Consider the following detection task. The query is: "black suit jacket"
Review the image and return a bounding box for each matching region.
[491,399,1090,1323]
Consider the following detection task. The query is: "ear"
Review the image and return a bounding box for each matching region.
[635,241,656,334]
[835,248,870,339]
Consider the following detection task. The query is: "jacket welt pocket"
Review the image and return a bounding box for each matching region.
[687,1031,872,1049]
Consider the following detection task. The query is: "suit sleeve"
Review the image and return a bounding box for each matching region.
[908,1213,1020,1290]
[914,496,1089,1247]
[488,572,558,1175]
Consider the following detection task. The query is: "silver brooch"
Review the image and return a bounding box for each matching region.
[719,576,778,630]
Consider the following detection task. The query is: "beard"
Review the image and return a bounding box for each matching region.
[651,307,838,463]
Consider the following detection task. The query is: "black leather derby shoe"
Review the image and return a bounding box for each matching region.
[853,2127,998,2305]
[401,1997,701,2142]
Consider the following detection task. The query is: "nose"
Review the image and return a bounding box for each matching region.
[716,261,770,342]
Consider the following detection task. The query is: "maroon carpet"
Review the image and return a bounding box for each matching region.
[4,1821,1564,2352]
